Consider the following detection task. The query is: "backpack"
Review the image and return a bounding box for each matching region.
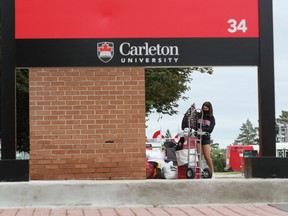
[181,106,198,130]
[146,161,163,179]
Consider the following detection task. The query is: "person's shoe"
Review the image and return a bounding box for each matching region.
[211,173,216,179]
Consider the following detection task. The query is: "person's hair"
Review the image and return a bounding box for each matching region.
[202,101,213,117]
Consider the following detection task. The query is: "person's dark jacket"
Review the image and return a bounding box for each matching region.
[197,113,215,134]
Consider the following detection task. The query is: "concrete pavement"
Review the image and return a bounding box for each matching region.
[2,179,288,208]
[1,177,288,215]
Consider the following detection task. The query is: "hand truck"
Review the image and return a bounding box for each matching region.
[185,106,212,179]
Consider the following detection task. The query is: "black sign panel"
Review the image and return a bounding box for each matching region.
[16,38,259,67]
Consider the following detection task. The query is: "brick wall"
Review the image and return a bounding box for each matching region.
[29,67,146,180]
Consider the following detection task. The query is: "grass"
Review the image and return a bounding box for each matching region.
[215,171,242,175]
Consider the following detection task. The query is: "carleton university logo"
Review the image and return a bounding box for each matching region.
[97,42,114,63]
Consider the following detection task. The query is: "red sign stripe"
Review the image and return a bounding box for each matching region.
[15,0,259,39]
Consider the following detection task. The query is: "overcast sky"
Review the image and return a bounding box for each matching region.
[145,0,288,149]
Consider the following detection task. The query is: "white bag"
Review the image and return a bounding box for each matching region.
[175,149,197,166]
[162,161,178,179]
[146,149,165,160]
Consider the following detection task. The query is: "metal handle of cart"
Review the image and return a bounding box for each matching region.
[186,107,201,178]
[186,107,212,179]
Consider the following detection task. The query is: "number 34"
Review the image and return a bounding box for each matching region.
[227,19,248,33]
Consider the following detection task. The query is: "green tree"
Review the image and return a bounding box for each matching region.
[208,141,226,172]
[276,110,288,124]
[276,110,288,142]
[16,69,30,152]
[145,67,213,116]
[234,119,259,145]
[165,129,172,141]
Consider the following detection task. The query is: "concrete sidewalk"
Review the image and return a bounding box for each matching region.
[1,178,288,215]
[1,204,288,216]
[1,179,288,208]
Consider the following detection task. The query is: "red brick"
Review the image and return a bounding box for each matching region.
[30,67,146,180]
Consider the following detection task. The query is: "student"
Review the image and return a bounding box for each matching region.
[181,101,216,178]
[196,101,216,178]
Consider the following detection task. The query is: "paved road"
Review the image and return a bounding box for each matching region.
[1,204,288,216]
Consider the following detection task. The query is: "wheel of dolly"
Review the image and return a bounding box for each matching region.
[186,168,195,179]
[202,168,212,178]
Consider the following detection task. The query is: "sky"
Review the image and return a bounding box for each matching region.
[145,0,288,149]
